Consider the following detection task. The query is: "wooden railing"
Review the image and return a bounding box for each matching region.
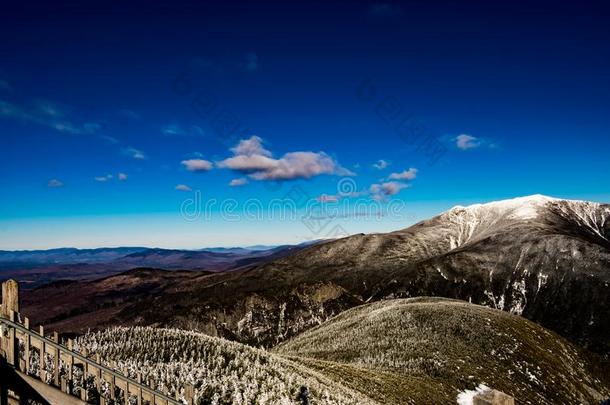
[0,305,194,405]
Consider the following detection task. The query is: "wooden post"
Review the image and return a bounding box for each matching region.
[24,331,30,374]
[68,353,74,384]
[185,383,194,405]
[52,332,60,386]
[6,320,15,366]
[137,373,143,405]
[39,338,46,382]
[109,374,116,401]
[1,280,19,319]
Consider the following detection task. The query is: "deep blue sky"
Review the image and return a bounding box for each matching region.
[1,0,609,249]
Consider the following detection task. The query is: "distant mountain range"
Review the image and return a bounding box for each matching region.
[20,195,610,358]
[0,243,314,289]
[0,247,149,266]
[0,245,287,266]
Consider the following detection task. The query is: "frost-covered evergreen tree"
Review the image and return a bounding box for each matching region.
[76,326,374,405]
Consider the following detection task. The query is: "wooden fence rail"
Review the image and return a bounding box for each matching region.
[0,280,193,405]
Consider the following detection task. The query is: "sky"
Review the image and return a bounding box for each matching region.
[1,0,610,249]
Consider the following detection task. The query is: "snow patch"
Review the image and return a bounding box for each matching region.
[457,383,490,405]
[510,278,527,315]
[525,368,540,385]
[536,272,548,294]
[435,266,449,280]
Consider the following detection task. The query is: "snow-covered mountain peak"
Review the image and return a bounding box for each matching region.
[449,195,558,220]
[442,195,609,249]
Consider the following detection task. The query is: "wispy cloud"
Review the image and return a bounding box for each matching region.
[122,147,146,160]
[119,109,141,120]
[0,99,102,135]
[162,124,205,137]
[388,168,417,180]
[83,122,102,133]
[229,178,248,187]
[181,158,213,172]
[218,136,354,181]
[94,174,113,182]
[373,159,389,170]
[317,194,340,203]
[100,135,119,144]
[162,124,185,136]
[175,184,192,192]
[47,179,64,188]
[118,173,128,181]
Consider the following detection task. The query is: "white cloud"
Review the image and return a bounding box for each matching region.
[456,134,481,150]
[229,178,248,187]
[231,135,271,157]
[175,184,192,192]
[219,154,277,172]
[373,159,389,170]
[218,136,354,181]
[123,147,146,160]
[388,168,417,180]
[48,179,64,188]
[94,174,113,182]
[370,181,408,200]
[118,173,128,181]
[181,159,213,172]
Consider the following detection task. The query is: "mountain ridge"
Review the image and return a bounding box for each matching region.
[19,195,610,356]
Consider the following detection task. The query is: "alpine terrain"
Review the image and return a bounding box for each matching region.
[21,195,610,357]
[71,298,610,404]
